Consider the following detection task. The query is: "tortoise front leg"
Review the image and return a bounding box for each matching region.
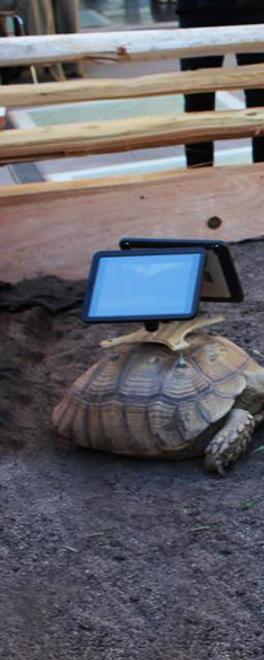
[204,409,254,476]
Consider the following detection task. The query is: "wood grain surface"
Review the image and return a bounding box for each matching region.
[2,164,264,282]
[1,107,264,164]
[2,64,264,107]
[1,25,264,66]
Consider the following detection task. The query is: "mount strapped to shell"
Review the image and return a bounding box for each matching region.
[101,314,225,353]
[82,238,243,336]
[101,314,226,367]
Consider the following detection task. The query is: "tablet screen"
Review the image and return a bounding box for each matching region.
[119,237,244,303]
[83,249,205,321]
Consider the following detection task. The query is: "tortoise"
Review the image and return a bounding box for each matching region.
[52,317,264,475]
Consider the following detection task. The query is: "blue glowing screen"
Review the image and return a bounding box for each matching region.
[85,251,204,320]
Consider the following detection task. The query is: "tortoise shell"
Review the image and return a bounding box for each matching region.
[52,334,261,459]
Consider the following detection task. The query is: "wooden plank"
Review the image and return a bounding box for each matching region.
[0,161,261,199]
[2,64,264,108]
[1,164,264,283]
[1,107,264,164]
[0,169,189,199]
[1,25,264,67]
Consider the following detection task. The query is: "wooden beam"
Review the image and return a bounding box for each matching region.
[1,24,264,67]
[0,161,262,200]
[1,107,264,164]
[2,64,264,108]
[1,164,264,283]
[0,169,189,199]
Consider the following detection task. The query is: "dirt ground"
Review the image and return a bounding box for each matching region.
[0,240,264,660]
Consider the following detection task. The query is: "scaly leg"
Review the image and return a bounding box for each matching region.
[204,409,254,476]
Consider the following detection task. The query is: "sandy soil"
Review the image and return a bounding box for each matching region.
[0,240,264,660]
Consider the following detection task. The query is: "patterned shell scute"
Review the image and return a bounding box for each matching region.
[191,339,243,383]
[52,334,255,456]
[86,353,128,399]
[117,345,165,399]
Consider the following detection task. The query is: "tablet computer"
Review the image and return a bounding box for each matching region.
[119,238,243,303]
[82,248,205,323]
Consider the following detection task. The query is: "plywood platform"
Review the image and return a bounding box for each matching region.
[2,164,264,283]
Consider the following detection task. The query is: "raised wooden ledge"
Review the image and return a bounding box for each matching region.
[2,64,264,108]
[1,107,264,164]
[1,164,264,283]
[0,168,189,199]
[0,162,263,200]
[1,24,264,67]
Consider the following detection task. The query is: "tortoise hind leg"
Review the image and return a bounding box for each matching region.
[204,409,254,476]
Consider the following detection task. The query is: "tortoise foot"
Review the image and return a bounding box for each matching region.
[204,408,254,476]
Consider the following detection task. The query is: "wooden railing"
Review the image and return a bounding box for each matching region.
[1,24,264,65]
[1,24,264,281]
[1,63,264,108]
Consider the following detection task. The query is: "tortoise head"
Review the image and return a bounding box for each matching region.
[239,369,264,422]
